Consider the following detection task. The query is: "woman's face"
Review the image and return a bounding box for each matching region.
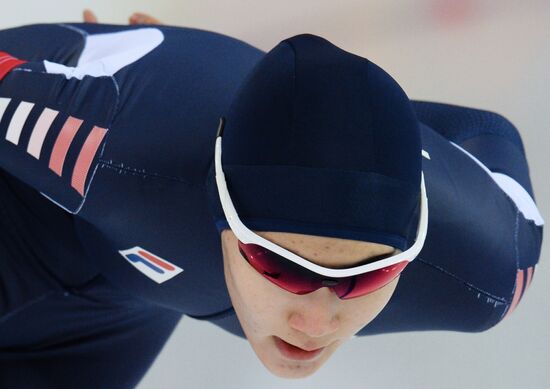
[221,229,401,379]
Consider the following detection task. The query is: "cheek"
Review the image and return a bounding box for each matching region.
[224,249,288,335]
[345,276,400,331]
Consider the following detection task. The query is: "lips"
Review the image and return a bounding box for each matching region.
[273,336,325,361]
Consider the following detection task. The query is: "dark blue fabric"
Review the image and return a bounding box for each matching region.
[208,165,417,250]
[1,23,263,317]
[208,34,422,250]
[0,273,181,389]
[460,134,534,199]
[357,123,543,335]
[0,24,85,65]
[412,100,526,153]
[412,100,535,198]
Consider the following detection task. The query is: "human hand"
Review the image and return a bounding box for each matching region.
[128,12,162,25]
[83,9,98,23]
[83,9,163,25]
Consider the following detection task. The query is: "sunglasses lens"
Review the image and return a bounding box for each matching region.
[239,241,319,294]
[237,241,408,299]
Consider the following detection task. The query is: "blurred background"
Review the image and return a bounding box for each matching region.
[1,1,548,388]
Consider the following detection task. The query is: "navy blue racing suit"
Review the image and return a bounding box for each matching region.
[0,23,544,388]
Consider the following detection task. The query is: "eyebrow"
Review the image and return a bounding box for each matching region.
[278,244,398,269]
[352,250,398,265]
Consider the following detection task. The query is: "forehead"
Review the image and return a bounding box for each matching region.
[254,230,396,268]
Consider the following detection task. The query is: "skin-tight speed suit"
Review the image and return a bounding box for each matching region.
[0,23,544,388]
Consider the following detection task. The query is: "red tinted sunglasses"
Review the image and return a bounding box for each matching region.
[238,240,408,300]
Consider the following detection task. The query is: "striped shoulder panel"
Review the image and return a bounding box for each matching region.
[0,55,118,213]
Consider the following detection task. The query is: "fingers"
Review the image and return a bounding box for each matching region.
[129,12,162,25]
[83,9,162,25]
[83,9,98,23]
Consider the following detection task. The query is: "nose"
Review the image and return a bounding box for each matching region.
[287,287,340,338]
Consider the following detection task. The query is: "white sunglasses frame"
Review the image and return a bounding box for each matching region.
[214,118,429,278]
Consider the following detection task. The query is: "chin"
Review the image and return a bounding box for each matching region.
[264,360,322,380]
[256,349,324,379]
